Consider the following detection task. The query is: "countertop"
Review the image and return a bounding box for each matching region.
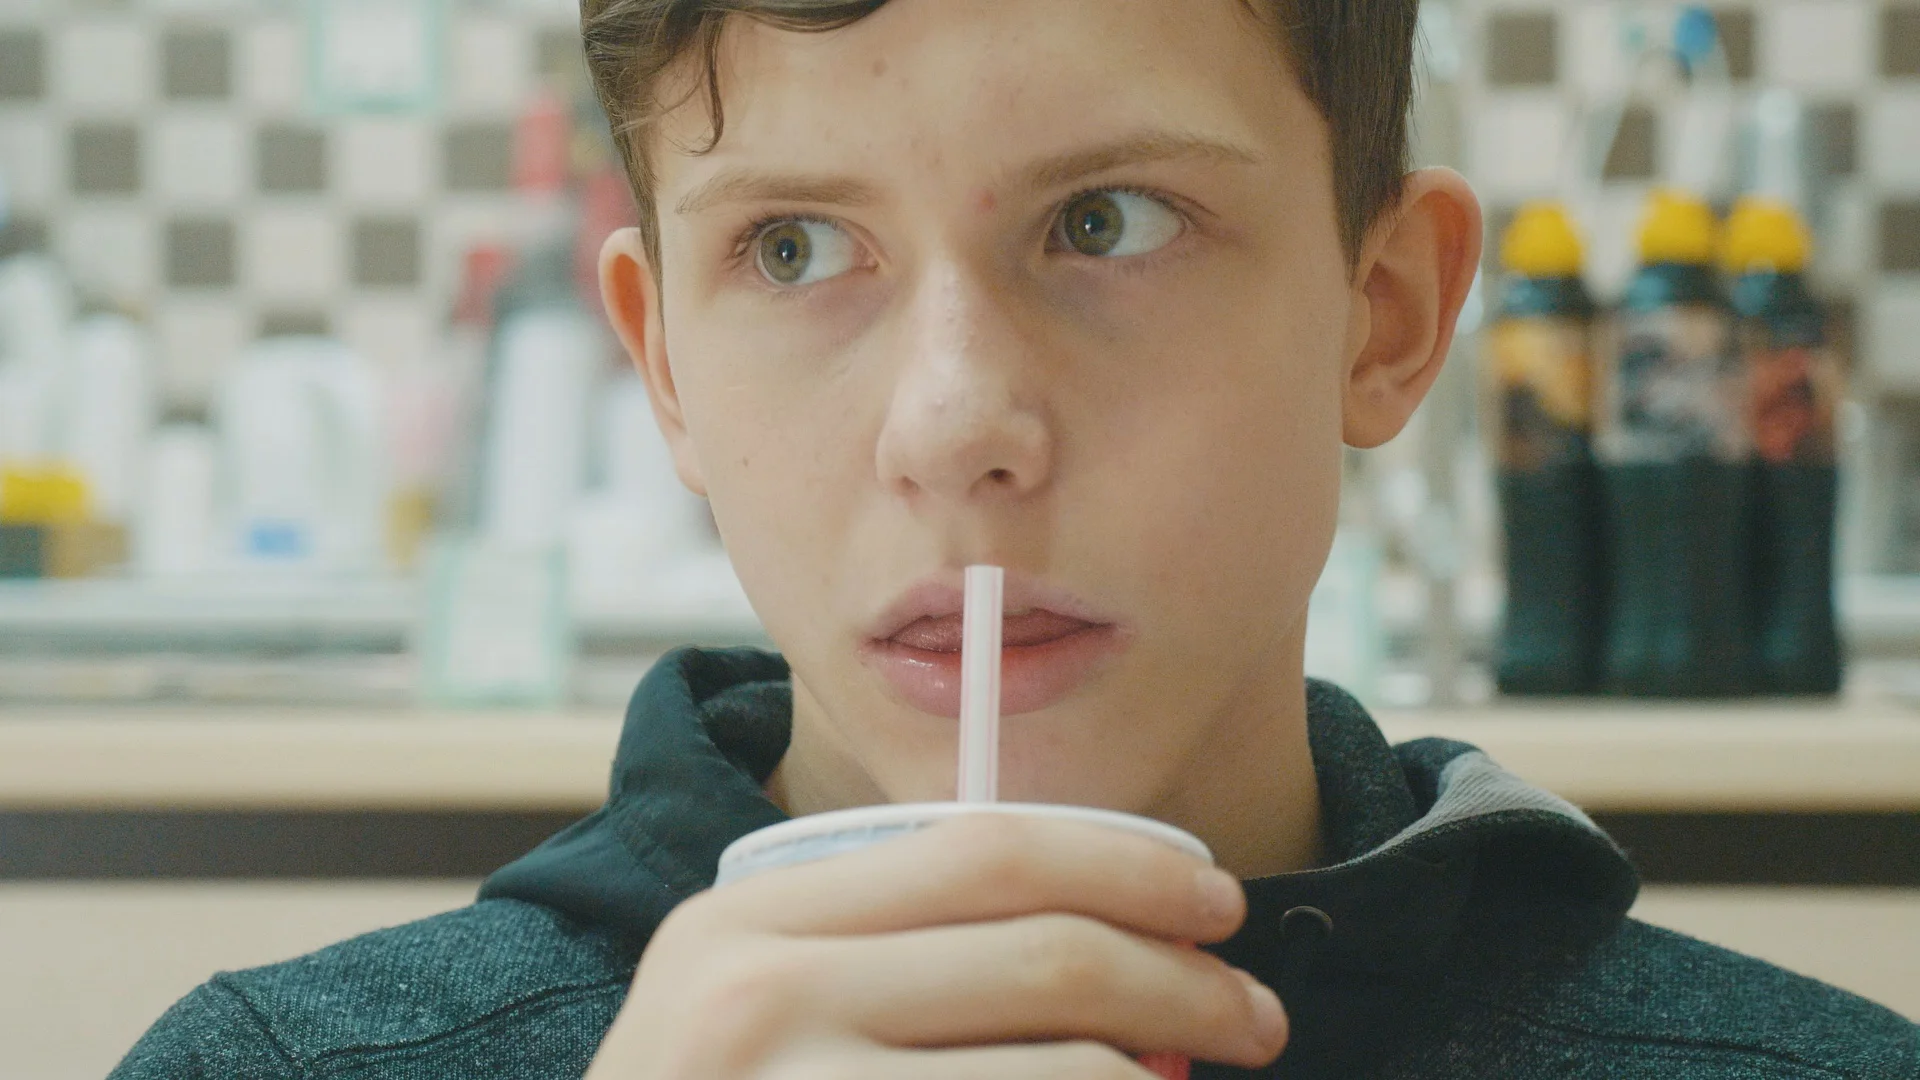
[3,698,1917,813]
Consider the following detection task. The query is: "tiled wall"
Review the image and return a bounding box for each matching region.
[1453,0,1920,570]
[0,0,582,408]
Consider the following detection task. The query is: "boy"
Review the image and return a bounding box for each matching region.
[115,1,1918,1077]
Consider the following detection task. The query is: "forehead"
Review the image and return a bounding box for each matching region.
[648,0,1315,206]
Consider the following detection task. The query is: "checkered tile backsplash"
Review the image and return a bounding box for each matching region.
[0,0,582,409]
[1,0,1918,568]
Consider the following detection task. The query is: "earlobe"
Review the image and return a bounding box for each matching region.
[1341,168,1483,449]
[598,227,708,496]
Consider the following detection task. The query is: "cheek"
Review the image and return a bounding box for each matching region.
[661,318,804,542]
[1080,274,1347,634]
[661,310,875,634]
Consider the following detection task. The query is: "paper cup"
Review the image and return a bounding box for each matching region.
[717,802,1210,1080]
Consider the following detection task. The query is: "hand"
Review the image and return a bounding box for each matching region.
[586,812,1288,1079]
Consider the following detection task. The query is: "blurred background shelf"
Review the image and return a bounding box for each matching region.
[1377,702,1920,812]
[0,551,768,651]
[3,698,1916,813]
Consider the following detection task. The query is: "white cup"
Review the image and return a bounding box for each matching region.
[716,801,1211,1080]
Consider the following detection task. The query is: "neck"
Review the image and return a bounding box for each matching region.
[766,680,888,817]
[1147,629,1322,879]
[768,630,1324,881]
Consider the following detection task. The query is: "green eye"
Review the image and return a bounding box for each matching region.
[1063,192,1125,256]
[757,222,812,285]
[753,219,857,287]
[1056,190,1183,258]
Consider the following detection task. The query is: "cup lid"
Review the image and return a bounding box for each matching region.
[716,801,1212,885]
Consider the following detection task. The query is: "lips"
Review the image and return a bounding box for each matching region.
[888,608,1096,651]
[859,574,1127,719]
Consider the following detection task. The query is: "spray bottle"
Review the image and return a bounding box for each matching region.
[1724,197,1841,694]
[1485,203,1604,694]
[1596,189,1752,696]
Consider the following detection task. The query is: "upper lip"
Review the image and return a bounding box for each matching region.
[863,571,1119,643]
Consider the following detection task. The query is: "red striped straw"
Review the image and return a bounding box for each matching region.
[956,565,1004,803]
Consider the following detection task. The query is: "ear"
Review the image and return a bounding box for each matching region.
[599,227,708,496]
[1340,168,1483,449]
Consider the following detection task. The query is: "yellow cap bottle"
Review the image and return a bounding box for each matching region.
[0,465,92,525]
[1500,201,1585,278]
[1636,188,1718,266]
[1721,196,1812,275]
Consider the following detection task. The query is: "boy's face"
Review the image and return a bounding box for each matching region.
[626,0,1367,810]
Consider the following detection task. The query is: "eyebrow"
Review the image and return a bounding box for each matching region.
[1017,131,1261,190]
[673,130,1262,217]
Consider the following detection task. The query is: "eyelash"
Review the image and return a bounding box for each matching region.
[724,185,1196,280]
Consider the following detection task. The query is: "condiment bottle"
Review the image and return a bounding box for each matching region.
[1596,190,1752,696]
[1485,203,1604,694]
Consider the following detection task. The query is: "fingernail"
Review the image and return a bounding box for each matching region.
[1235,969,1288,1050]
[1197,868,1241,921]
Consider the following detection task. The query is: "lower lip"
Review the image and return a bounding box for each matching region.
[860,624,1125,719]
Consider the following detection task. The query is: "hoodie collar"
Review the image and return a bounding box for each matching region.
[484,648,1638,1077]
[1203,681,1640,1077]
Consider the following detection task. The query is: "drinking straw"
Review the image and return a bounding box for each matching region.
[957,564,1004,802]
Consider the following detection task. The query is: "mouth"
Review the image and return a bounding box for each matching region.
[858,574,1128,718]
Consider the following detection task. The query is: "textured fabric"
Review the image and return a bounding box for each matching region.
[112,647,1920,1079]
[112,900,630,1079]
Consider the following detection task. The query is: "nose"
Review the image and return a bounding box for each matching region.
[874,264,1054,504]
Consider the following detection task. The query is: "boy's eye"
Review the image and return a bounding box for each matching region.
[754,219,858,286]
[1054,190,1183,258]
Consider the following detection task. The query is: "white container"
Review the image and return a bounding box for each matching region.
[0,254,73,372]
[215,337,387,574]
[59,314,154,523]
[479,308,601,550]
[136,425,218,578]
[0,255,73,464]
[0,362,52,464]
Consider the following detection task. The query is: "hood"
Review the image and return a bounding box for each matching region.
[483,647,1639,1077]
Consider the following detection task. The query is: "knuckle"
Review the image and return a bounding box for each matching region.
[686,945,811,1042]
[1010,914,1115,1002]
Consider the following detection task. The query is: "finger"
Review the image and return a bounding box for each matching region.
[792,1040,1162,1080]
[705,812,1243,944]
[820,913,1288,1068]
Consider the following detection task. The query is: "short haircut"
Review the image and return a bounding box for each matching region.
[580,0,1417,272]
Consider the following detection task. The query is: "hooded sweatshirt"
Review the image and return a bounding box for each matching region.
[113,647,1919,1079]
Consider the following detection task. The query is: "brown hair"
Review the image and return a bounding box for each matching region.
[580,0,1417,271]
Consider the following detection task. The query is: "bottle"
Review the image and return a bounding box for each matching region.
[1724,196,1841,694]
[473,86,603,553]
[216,337,387,575]
[1484,203,1604,694]
[1595,190,1753,696]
